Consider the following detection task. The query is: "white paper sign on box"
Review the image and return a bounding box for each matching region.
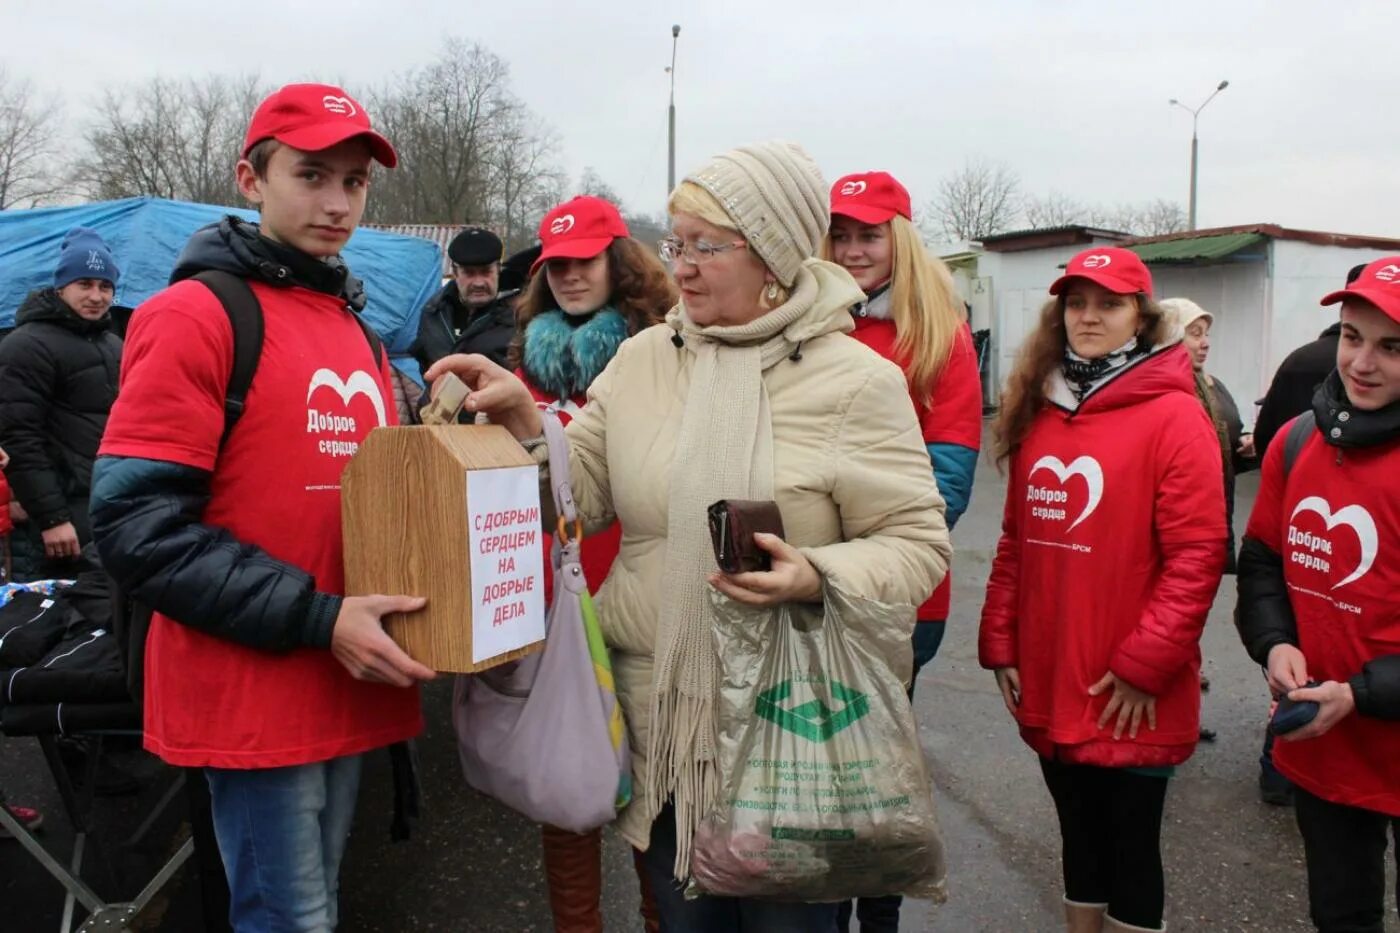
[467,465,547,664]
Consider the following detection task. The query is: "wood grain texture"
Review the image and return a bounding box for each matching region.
[342,425,545,673]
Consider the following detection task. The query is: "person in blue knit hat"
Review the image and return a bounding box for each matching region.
[0,226,123,575]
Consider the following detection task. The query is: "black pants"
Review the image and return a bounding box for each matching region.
[1039,757,1169,929]
[1294,787,1400,932]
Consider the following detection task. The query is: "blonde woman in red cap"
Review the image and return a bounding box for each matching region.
[512,194,673,933]
[822,171,980,933]
[1237,257,1400,933]
[979,247,1227,933]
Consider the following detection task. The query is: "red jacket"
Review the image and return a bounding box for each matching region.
[1243,419,1400,815]
[520,374,621,604]
[0,467,12,536]
[848,317,982,620]
[979,346,1226,767]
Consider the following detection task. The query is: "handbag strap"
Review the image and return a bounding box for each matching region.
[539,408,577,526]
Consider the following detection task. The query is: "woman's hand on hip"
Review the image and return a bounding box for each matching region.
[708,533,821,606]
[994,667,1021,717]
[423,353,542,440]
[1090,671,1157,740]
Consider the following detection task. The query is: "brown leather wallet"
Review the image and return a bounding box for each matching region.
[707,499,786,573]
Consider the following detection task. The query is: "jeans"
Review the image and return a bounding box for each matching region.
[637,805,838,933]
[205,755,363,932]
[1294,787,1400,932]
[1039,757,1170,929]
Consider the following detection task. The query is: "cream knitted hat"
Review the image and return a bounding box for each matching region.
[684,140,829,287]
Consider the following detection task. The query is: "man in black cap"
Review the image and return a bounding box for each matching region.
[410,226,518,371]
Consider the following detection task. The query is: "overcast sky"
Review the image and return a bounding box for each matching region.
[7,0,1396,239]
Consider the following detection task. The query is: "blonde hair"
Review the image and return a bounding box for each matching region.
[667,181,790,308]
[821,214,964,405]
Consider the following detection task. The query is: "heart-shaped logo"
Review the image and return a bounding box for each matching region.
[322,95,358,118]
[549,214,576,236]
[839,180,867,197]
[1374,263,1400,284]
[306,369,386,428]
[1288,496,1378,589]
[1081,254,1112,270]
[1028,455,1104,531]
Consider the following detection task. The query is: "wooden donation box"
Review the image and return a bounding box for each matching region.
[342,425,547,673]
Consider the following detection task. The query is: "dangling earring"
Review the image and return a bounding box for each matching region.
[764,281,780,302]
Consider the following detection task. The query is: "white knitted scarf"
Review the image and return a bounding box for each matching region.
[651,258,862,878]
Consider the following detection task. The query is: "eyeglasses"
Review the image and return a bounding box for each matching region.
[658,236,748,266]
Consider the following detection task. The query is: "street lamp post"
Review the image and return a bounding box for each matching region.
[1169,79,1230,231]
[667,25,681,200]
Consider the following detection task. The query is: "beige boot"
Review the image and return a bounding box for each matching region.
[1104,914,1165,932]
[1064,898,1108,933]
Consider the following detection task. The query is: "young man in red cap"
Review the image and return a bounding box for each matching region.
[1238,256,1400,933]
[90,84,433,931]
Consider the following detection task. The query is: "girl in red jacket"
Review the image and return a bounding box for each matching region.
[510,194,674,933]
[1236,257,1400,933]
[979,247,1226,933]
[823,171,981,933]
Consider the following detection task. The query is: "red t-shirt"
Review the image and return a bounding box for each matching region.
[100,278,422,769]
[519,373,621,603]
[849,317,982,619]
[1244,419,1400,816]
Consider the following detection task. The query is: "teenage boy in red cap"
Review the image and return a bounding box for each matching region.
[1238,256,1400,933]
[90,84,433,931]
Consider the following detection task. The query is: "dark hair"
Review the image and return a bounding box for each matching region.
[992,291,1166,464]
[509,237,677,368]
[245,139,281,179]
[1346,263,1367,285]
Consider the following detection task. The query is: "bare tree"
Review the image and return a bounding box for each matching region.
[578,167,625,209]
[1134,199,1188,236]
[488,108,566,251]
[0,69,64,209]
[1022,191,1089,229]
[927,158,1021,241]
[71,74,266,205]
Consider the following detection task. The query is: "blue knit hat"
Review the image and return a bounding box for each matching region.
[53,227,120,289]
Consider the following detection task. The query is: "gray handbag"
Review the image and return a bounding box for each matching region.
[451,410,631,833]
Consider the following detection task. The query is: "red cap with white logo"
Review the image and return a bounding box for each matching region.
[242,83,397,168]
[1320,255,1400,323]
[1049,247,1153,297]
[829,172,912,225]
[531,196,630,274]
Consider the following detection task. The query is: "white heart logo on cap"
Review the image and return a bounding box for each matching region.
[1081,254,1112,270]
[1374,264,1400,283]
[550,214,576,236]
[839,181,868,197]
[322,95,357,118]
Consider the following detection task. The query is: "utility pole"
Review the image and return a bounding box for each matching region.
[1169,80,1230,231]
[667,25,680,200]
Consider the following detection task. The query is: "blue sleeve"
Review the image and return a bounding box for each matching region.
[929,442,977,529]
[90,456,342,650]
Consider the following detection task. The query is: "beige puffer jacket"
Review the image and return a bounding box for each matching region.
[551,306,952,848]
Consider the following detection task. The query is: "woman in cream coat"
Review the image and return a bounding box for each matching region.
[428,140,949,933]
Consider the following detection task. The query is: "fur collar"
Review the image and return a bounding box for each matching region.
[521,307,629,400]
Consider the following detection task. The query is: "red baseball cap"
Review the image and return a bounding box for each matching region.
[531,196,629,274]
[829,172,912,225]
[1320,255,1400,323]
[1049,247,1153,296]
[242,83,397,168]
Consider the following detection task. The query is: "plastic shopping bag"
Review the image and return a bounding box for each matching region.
[690,582,947,902]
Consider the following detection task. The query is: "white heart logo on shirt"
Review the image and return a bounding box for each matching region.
[1029,455,1104,531]
[1289,496,1378,589]
[306,369,387,428]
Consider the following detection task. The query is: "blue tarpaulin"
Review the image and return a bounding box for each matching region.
[0,197,441,381]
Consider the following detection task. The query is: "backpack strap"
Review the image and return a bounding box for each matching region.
[349,311,386,370]
[1282,410,1317,477]
[192,270,264,444]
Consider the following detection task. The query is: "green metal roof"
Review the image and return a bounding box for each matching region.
[1128,232,1267,263]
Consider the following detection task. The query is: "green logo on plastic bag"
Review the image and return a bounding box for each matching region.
[755,679,870,742]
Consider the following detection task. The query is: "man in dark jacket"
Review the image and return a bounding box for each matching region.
[1252,263,1363,458]
[410,226,517,371]
[0,227,123,577]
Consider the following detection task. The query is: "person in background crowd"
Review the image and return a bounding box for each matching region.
[1252,263,1366,459]
[91,83,431,932]
[980,247,1226,933]
[0,227,123,580]
[411,226,517,372]
[509,193,674,933]
[1236,256,1400,933]
[823,171,981,933]
[428,140,950,933]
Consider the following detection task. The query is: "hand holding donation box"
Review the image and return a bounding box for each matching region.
[342,424,547,673]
